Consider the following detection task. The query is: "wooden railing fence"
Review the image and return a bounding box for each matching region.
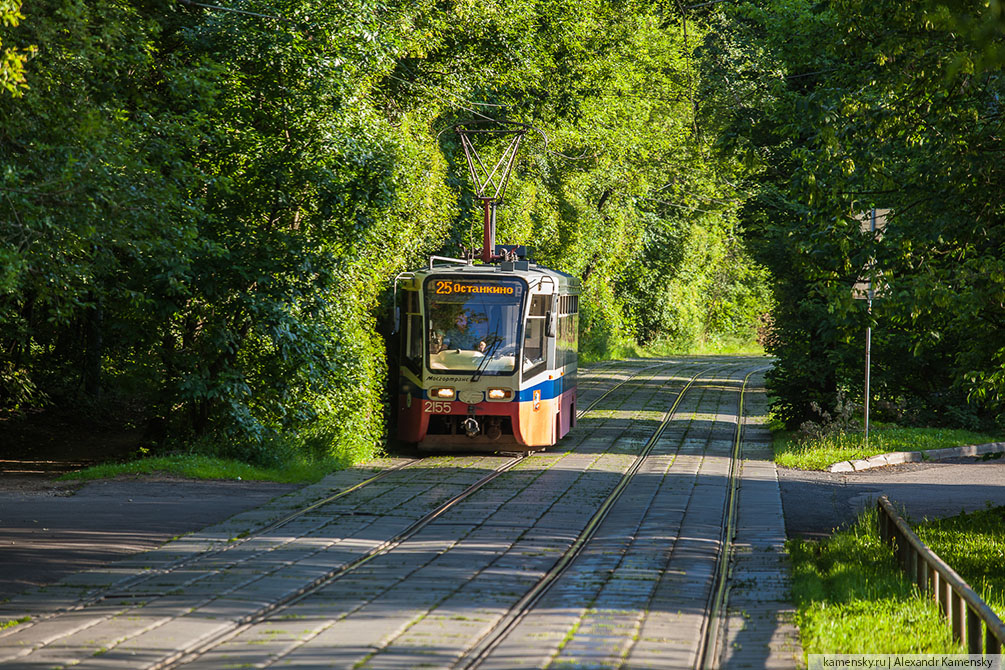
[877,495,1005,654]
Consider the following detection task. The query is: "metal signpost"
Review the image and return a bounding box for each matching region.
[853,208,887,445]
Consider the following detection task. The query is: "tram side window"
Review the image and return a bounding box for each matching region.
[570,311,579,360]
[523,295,551,376]
[572,296,580,365]
[403,290,422,373]
[559,318,571,367]
[557,295,579,367]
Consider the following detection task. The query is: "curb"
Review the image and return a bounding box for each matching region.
[827,441,1005,473]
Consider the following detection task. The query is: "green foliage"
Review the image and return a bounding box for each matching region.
[790,509,962,654]
[703,0,1005,429]
[0,0,33,96]
[1,0,770,465]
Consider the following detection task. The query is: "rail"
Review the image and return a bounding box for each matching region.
[700,366,769,670]
[158,455,529,670]
[876,495,1005,654]
[453,365,714,669]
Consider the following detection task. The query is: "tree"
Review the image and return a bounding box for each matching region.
[702,0,1005,429]
[1,0,774,464]
[0,0,33,96]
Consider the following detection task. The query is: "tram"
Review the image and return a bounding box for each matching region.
[395,246,580,451]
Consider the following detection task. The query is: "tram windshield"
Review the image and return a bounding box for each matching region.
[425,277,525,374]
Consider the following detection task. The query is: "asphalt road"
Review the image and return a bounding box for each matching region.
[0,457,1001,602]
[779,455,1005,539]
[0,477,298,600]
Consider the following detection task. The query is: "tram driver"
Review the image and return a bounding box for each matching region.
[441,311,486,353]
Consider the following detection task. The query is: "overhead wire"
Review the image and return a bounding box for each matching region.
[387,71,597,161]
[685,0,732,8]
[386,72,499,124]
[639,196,729,215]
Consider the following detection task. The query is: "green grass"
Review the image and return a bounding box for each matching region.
[790,509,963,655]
[580,336,765,365]
[643,335,765,357]
[915,505,1005,619]
[774,425,1003,470]
[685,335,765,356]
[579,340,647,365]
[0,616,30,630]
[57,454,337,484]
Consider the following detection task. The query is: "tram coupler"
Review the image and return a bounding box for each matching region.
[462,416,480,438]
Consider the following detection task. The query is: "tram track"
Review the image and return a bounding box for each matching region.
[452,365,714,670]
[446,361,765,670]
[0,359,643,636]
[697,366,768,670]
[211,359,729,670]
[163,360,696,670]
[575,359,682,421]
[159,360,687,670]
[153,455,530,670]
[0,359,775,670]
[0,460,425,636]
[0,453,531,667]
[0,359,680,668]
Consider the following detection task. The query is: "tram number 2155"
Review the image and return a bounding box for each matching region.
[423,400,452,414]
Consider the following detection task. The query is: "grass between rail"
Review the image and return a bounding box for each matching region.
[790,508,963,654]
[774,425,1003,470]
[0,616,30,631]
[58,454,336,484]
[915,505,1005,619]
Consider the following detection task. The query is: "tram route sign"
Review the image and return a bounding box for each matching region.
[431,279,518,296]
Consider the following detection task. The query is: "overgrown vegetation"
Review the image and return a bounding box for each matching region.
[916,505,1005,619]
[0,616,30,631]
[5,0,1003,469]
[790,509,962,654]
[702,1,1005,431]
[0,0,771,466]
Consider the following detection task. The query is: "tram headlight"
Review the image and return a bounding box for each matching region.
[430,387,455,400]
[487,388,512,401]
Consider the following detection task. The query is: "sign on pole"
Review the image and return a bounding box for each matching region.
[852,208,888,445]
[852,208,888,300]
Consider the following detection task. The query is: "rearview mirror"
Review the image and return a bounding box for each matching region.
[545,311,556,338]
